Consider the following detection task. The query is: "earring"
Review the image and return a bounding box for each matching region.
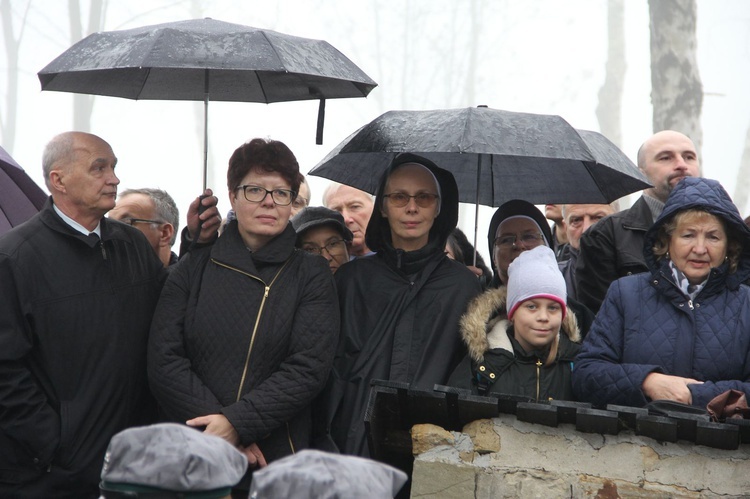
[666,251,670,260]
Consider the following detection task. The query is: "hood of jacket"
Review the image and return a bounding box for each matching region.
[643,177,750,287]
[460,286,580,363]
[365,153,459,255]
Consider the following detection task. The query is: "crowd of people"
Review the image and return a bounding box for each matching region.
[1,127,749,498]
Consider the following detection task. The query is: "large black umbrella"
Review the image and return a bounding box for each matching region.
[309,107,650,205]
[0,146,47,236]
[38,18,378,189]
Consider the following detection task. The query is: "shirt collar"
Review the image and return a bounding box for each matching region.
[53,202,102,237]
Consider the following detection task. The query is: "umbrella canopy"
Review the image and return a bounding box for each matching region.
[38,18,378,189]
[309,107,650,206]
[0,146,47,236]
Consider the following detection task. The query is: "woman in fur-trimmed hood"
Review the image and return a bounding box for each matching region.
[448,246,581,400]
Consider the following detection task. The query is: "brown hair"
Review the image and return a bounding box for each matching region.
[652,209,742,274]
[227,138,303,195]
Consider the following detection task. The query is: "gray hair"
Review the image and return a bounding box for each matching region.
[561,200,620,220]
[322,181,375,207]
[120,188,179,245]
[42,132,76,191]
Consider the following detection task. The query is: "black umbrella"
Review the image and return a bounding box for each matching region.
[0,146,47,237]
[309,107,649,205]
[38,18,378,189]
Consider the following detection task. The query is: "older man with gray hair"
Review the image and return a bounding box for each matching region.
[109,188,180,267]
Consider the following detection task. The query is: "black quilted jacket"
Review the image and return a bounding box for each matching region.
[573,177,750,408]
[148,221,338,461]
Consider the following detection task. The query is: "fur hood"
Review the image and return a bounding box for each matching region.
[460,287,580,363]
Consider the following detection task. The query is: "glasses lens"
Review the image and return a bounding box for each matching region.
[302,245,321,255]
[271,189,292,205]
[495,236,516,248]
[415,193,438,207]
[519,233,543,247]
[386,193,409,207]
[243,186,266,202]
[326,240,345,253]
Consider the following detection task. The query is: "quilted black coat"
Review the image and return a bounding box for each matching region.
[324,153,482,457]
[572,177,750,408]
[148,221,338,462]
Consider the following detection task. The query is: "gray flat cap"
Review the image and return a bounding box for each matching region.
[291,206,353,242]
[248,449,407,498]
[100,423,247,497]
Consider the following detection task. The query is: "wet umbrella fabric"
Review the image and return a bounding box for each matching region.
[0,146,47,237]
[309,107,650,206]
[38,18,378,189]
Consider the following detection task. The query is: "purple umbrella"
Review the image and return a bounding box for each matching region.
[0,146,47,236]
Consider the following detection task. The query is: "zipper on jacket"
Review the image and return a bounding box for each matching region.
[210,258,292,402]
[535,359,542,401]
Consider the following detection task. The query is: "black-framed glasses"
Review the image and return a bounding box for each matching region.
[123,218,165,226]
[494,232,544,250]
[302,239,347,256]
[383,192,439,208]
[235,185,296,206]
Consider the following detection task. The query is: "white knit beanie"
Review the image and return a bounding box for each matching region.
[506,245,567,319]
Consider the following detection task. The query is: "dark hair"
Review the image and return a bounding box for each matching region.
[227,138,303,196]
[446,228,492,279]
[652,209,742,274]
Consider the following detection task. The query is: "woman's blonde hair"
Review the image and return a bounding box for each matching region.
[652,209,742,274]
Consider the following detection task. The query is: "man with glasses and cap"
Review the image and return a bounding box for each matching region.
[292,206,353,274]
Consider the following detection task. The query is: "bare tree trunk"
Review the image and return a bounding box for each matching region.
[69,0,105,131]
[596,0,625,148]
[733,120,750,216]
[648,0,703,164]
[1,0,30,152]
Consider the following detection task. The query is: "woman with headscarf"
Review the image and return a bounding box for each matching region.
[573,177,750,408]
[324,153,482,458]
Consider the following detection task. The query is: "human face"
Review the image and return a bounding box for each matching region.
[511,298,563,353]
[325,185,374,256]
[381,164,440,252]
[53,133,119,222]
[667,212,727,285]
[291,180,310,217]
[230,169,292,251]
[108,193,164,254]
[639,131,700,203]
[563,204,615,250]
[299,225,350,274]
[493,218,546,284]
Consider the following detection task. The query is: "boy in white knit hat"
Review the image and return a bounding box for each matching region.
[448,246,581,400]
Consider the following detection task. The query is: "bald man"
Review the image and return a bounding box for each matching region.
[0,131,219,497]
[575,130,700,313]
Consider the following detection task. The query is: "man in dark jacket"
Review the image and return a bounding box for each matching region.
[575,130,700,313]
[325,154,482,458]
[0,131,218,498]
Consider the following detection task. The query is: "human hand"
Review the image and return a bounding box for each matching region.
[466,265,484,277]
[186,414,239,446]
[239,442,267,469]
[186,189,221,243]
[642,372,703,404]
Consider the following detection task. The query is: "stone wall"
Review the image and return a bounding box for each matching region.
[410,415,750,498]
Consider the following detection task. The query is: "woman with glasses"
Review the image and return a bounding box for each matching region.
[147,138,339,495]
[291,206,353,274]
[323,153,482,459]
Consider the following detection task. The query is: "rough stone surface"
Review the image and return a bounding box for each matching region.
[462,419,500,454]
[411,423,455,455]
[412,414,750,498]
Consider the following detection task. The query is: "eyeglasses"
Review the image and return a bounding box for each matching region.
[235,185,296,206]
[292,196,309,210]
[383,192,439,208]
[123,218,165,226]
[301,239,347,256]
[494,232,544,250]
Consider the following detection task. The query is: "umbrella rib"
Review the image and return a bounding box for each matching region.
[256,30,287,103]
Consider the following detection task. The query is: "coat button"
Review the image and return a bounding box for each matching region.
[679,303,684,307]
[489,373,496,379]
[479,365,486,372]
[653,280,659,285]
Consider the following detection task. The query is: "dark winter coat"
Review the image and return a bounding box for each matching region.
[448,287,580,401]
[148,221,338,462]
[575,195,653,313]
[572,177,750,408]
[0,199,165,498]
[325,153,482,457]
